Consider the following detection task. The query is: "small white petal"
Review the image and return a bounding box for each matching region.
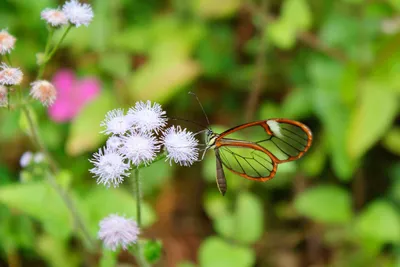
[41,8,68,27]
[89,146,130,188]
[20,151,33,167]
[119,131,160,166]
[62,0,94,27]
[98,214,140,251]
[162,126,199,166]
[100,109,132,135]
[127,100,167,133]
[0,63,23,85]
[0,29,16,55]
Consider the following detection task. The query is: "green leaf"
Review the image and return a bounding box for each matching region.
[234,192,264,243]
[355,200,400,244]
[82,187,157,236]
[294,185,353,224]
[192,0,240,18]
[266,0,312,49]
[267,20,297,49]
[37,234,80,267]
[382,126,400,156]
[281,0,312,30]
[347,84,398,159]
[129,59,200,103]
[308,58,356,180]
[199,236,255,267]
[99,249,118,267]
[0,182,73,240]
[204,191,263,244]
[66,90,116,156]
[99,52,130,79]
[143,239,163,264]
[388,0,400,11]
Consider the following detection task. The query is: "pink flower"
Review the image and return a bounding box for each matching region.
[48,69,100,122]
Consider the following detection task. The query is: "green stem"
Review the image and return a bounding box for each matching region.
[37,28,55,80]
[21,106,96,249]
[133,168,149,267]
[45,25,72,62]
[46,171,96,250]
[137,153,167,170]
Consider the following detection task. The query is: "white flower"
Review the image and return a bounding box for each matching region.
[89,146,130,188]
[106,136,123,150]
[98,214,139,251]
[0,30,16,55]
[119,131,160,166]
[41,8,68,27]
[33,152,45,163]
[20,151,33,167]
[162,126,199,166]
[62,0,94,27]
[127,100,167,133]
[0,85,7,107]
[100,109,132,135]
[0,63,23,85]
[30,80,57,106]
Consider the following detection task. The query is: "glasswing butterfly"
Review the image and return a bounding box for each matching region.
[188,93,313,196]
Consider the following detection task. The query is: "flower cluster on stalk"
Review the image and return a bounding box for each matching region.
[0,0,94,109]
[92,100,200,251]
[90,100,200,188]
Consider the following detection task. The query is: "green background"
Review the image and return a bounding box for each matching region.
[0,0,399,266]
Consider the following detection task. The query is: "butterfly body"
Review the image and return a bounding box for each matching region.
[205,119,313,195]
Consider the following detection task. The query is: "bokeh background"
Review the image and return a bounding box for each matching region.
[1,0,400,266]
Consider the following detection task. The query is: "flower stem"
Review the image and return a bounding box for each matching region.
[21,106,96,249]
[45,25,72,63]
[133,168,149,267]
[37,27,55,80]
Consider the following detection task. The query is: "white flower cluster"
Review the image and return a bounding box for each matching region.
[41,0,94,28]
[90,100,200,188]
[20,151,46,168]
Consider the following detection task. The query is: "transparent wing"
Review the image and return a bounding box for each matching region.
[217,145,277,181]
[217,119,312,163]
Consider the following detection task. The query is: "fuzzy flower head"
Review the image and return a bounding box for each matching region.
[30,80,57,106]
[98,214,140,251]
[127,101,167,133]
[0,63,23,86]
[162,126,199,166]
[106,136,123,150]
[0,85,7,107]
[41,8,68,27]
[0,30,16,55]
[119,131,160,166]
[100,109,132,135]
[20,151,33,168]
[62,0,94,27]
[89,146,130,188]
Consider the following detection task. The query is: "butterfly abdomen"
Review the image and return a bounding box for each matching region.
[215,149,227,196]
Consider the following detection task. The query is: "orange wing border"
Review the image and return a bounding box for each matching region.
[214,118,313,181]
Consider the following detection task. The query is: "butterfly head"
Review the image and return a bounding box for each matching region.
[205,129,219,150]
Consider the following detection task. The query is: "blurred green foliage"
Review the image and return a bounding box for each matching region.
[0,0,400,266]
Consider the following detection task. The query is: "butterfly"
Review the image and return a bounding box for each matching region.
[203,118,313,195]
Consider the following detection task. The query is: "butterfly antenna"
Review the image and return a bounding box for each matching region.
[189,92,211,127]
[170,117,208,130]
